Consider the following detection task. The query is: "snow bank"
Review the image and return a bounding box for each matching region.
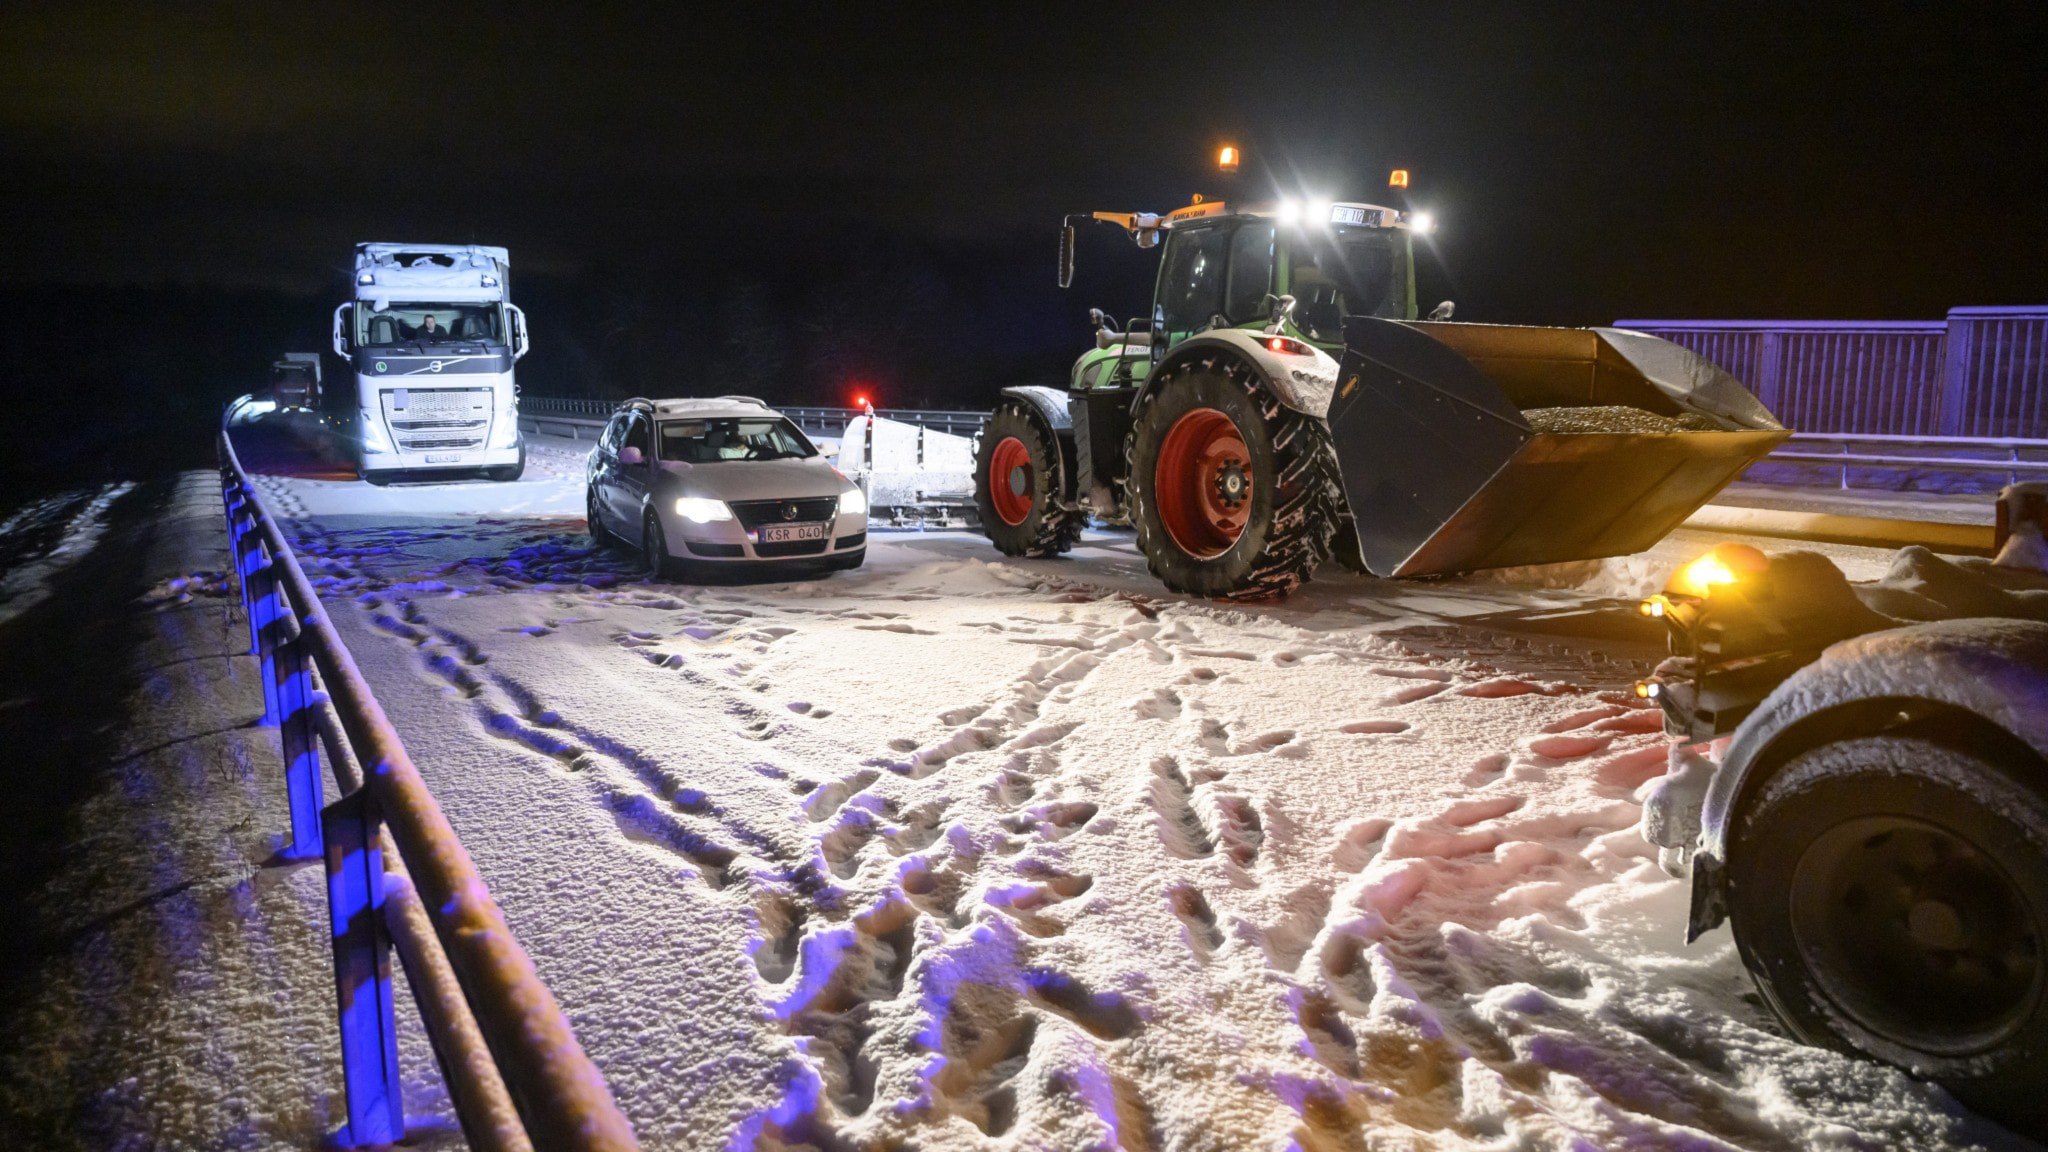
[0,481,135,627]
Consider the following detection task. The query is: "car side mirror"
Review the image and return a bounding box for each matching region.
[618,445,644,467]
[1058,224,1076,289]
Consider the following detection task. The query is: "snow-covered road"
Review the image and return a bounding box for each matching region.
[244,434,2029,1151]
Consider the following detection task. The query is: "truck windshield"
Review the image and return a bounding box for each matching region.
[659,418,817,463]
[357,303,503,346]
[1286,227,1401,342]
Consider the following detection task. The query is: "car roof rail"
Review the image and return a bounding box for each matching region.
[712,394,768,407]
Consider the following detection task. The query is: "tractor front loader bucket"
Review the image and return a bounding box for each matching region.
[1327,318,1790,577]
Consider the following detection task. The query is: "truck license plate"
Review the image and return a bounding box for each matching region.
[425,453,461,463]
[759,523,826,543]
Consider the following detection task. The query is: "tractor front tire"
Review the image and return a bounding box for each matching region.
[975,401,1081,558]
[1126,357,1341,600]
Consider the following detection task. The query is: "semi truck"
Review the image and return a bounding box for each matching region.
[1638,484,2048,1136]
[331,243,530,484]
[972,157,1789,599]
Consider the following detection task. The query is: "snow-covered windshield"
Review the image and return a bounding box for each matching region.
[357,302,503,347]
[659,418,817,463]
[1287,226,1401,342]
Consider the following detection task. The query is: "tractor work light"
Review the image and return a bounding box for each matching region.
[674,496,733,524]
[357,271,375,285]
[1218,146,1240,173]
[1411,211,1436,234]
[481,274,499,287]
[1389,169,1410,189]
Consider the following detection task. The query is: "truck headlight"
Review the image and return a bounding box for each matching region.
[490,411,521,449]
[360,412,395,454]
[674,496,732,523]
[839,486,867,516]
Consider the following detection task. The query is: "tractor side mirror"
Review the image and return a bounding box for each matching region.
[1058,224,1076,289]
[1089,307,1123,349]
[1427,300,1456,321]
[332,304,353,356]
[1262,294,1297,335]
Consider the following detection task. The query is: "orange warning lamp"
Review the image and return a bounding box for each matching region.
[1218,146,1240,174]
[1388,168,1410,189]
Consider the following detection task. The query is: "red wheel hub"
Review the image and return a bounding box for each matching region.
[1154,407,1251,559]
[988,436,1035,527]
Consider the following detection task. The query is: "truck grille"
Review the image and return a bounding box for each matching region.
[381,387,492,452]
[727,497,838,531]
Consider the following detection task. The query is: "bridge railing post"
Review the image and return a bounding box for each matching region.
[324,786,406,1147]
[274,610,326,860]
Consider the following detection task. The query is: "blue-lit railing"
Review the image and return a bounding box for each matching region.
[220,421,638,1152]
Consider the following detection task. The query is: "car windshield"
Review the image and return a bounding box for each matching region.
[1287,227,1401,342]
[357,302,503,346]
[658,418,817,463]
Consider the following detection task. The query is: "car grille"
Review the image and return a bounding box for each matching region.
[728,497,838,531]
[755,538,830,558]
[381,387,492,452]
[684,540,745,558]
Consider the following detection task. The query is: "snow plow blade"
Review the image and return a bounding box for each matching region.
[1327,318,1790,577]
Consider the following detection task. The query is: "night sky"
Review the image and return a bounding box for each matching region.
[1,3,2044,434]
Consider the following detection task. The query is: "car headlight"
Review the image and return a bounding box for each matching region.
[839,486,867,516]
[673,496,732,523]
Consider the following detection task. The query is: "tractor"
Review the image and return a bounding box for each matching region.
[973,158,1790,599]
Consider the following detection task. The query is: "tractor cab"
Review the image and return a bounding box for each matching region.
[1065,196,1422,396]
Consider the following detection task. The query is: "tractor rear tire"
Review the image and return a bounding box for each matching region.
[975,400,1082,558]
[1126,356,1341,600]
[1727,734,2048,1132]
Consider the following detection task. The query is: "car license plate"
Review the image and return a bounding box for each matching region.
[426,453,461,463]
[759,522,827,543]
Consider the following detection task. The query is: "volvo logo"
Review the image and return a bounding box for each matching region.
[781,503,798,520]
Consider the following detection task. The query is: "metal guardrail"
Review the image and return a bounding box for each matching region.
[1619,307,2048,439]
[1769,431,2048,489]
[219,424,638,1151]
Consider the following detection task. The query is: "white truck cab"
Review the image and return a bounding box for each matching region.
[332,243,529,483]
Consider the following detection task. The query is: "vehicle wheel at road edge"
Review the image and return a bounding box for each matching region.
[642,510,671,578]
[1126,356,1341,600]
[486,444,526,482]
[1727,732,2048,1132]
[974,400,1081,558]
[587,487,611,547]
